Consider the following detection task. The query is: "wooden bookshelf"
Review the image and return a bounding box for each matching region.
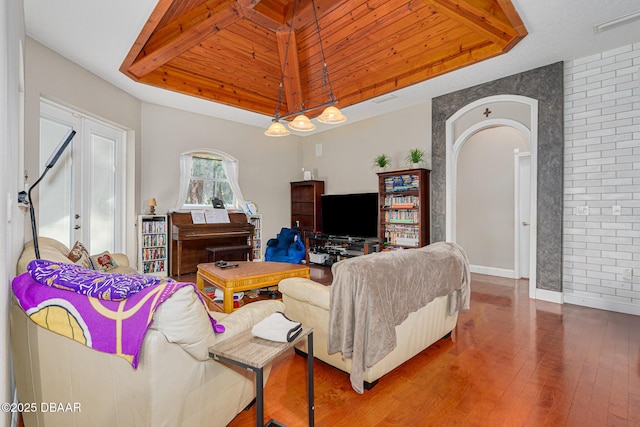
[249,214,263,261]
[290,180,324,244]
[377,168,430,250]
[137,215,168,276]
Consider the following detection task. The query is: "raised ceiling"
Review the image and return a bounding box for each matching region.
[121,0,526,119]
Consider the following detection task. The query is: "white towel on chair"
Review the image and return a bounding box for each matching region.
[251,311,302,343]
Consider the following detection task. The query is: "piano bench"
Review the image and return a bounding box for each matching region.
[206,244,254,262]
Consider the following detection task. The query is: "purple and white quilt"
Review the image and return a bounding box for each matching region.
[12,260,224,367]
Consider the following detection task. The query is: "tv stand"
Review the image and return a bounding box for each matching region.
[306,233,379,266]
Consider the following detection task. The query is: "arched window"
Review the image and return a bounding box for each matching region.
[173,149,248,213]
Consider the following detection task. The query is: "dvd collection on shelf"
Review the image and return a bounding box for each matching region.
[249,214,262,261]
[383,224,419,247]
[378,170,428,250]
[384,195,419,208]
[384,174,420,192]
[138,215,168,276]
[142,259,166,274]
[384,210,419,224]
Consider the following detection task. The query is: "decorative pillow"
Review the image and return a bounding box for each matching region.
[26,259,174,301]
[67,241,94,269]
[91,251,119,272]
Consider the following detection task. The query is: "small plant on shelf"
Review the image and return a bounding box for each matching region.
[373,154,391,171]
[405,148,425,167]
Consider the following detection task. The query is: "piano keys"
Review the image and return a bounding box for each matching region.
[169,212,254,276]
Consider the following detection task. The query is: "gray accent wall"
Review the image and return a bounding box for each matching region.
[432,62,564,292]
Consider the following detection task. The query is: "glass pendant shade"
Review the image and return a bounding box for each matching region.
[288,114,316,131]
[264,121,290,137]
[317,106,346,124]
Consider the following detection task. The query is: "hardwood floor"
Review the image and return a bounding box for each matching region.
[226,273,640,427]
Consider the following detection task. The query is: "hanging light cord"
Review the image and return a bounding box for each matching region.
[311,0,336,103]
[269,0,342,125]
[273,0,299,122]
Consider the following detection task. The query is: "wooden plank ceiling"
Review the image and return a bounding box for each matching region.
[121,0,527,119]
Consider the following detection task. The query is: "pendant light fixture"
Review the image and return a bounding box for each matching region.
[264,120,290,137]
[289,114,315,132]
[264,0,346,137]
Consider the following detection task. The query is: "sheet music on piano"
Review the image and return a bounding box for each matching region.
[204,208,230,224]
[191,210,206,224]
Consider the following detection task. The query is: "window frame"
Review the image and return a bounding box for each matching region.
[174,149,240,212]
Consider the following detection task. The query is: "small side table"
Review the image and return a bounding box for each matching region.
[209,326,314,427]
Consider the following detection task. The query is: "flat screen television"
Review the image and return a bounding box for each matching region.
[321,192,378,239]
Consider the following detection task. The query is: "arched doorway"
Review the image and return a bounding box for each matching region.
[445,95,539,298]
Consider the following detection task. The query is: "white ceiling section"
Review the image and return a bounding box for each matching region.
[24,0,640,133]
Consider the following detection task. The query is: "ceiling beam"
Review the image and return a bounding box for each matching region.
[120,0,175,78]
[422,0,515,47]
[127,1,242,79]
[494,0,528,52]
[276,30,304,115]
[239,0,347,32]
[141,65,277,115]
[237,0,284,31]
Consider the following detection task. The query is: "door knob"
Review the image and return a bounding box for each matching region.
[75,214,80,219]
[522,221,529,226]
[74,225,81,230]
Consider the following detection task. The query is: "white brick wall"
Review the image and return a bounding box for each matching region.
[563,42,640,315]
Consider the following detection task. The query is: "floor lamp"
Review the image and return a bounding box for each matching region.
[28,129,76,259]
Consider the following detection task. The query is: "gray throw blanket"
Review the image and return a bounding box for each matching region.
[327,242,470,393]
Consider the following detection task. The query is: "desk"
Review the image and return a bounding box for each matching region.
[196,261,310,313]
[209,327,314,427]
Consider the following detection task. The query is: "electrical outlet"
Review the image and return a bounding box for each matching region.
[612,205,621,216]
[623,269,632,281]
[576,206,589,216]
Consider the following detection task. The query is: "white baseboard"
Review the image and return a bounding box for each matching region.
[534,288,563,304]
[470,265,564,305]
[469,264,517,279]
[564,293,640,316]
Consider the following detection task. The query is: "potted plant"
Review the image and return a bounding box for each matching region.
[373,154,391,171]
[405,148,425,168]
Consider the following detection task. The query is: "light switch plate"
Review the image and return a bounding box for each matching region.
[612,205,621,215]
[576,206,589,216]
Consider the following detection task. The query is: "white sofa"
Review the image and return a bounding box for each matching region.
[16,237,137,275]
[279,242,469,393]
[12,237,285,427]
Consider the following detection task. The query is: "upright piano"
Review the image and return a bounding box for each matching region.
[169,212,254,276]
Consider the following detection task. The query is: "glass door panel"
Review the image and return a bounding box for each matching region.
[89,132,116,252]
[38,116,74,247]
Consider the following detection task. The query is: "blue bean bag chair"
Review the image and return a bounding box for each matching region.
[265,228,306,264]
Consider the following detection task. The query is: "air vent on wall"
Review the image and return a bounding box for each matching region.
[593,10,640,33]
[372,94,398,104]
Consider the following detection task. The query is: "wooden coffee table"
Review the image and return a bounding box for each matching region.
[196,261,310,313]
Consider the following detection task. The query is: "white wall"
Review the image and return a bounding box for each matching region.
[563,42,640,315]
[300,103,432,195]
[1,1,25,426]
[25,38,142,258]
[140,103,303,243]
[456,127,528,270]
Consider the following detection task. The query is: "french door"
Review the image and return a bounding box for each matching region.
[38,100,126,253]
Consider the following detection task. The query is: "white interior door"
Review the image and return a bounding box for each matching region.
[517,153,531,278]
[38,101,126,253]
